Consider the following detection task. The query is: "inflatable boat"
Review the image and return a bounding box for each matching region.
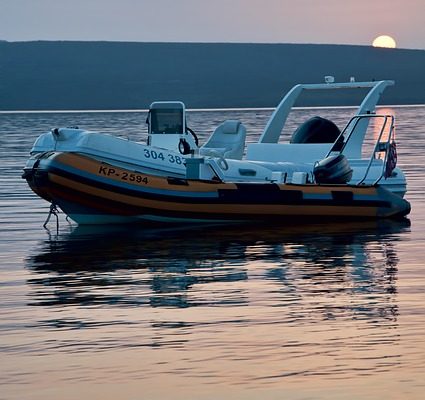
[23,79,411,224]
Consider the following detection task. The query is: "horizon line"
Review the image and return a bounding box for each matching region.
[1,104,424,115]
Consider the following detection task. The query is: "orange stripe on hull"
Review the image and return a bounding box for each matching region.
[54,152,237,192]
[54,152,379,196]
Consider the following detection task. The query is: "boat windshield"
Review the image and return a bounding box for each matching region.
[150,109,184,134]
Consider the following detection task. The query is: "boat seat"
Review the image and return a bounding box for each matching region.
[200,120,246,160]
[246,143,332,163]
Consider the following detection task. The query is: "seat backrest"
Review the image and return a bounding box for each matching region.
[202,120,246,159]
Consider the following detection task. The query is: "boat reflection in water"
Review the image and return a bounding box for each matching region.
[26,219,409,319]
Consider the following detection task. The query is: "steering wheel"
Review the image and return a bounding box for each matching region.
[186,127,199,147]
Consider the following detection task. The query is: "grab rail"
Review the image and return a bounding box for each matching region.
[327,114,396,186]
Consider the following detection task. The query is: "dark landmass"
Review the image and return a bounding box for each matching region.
[0,41,424,110]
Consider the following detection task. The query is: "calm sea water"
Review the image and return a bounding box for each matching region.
[1,107,425,400]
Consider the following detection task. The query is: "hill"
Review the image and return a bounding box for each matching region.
[0,41,424,110]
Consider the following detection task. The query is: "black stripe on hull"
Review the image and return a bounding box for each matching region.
[47,183,384,223]
[46,164,392,209]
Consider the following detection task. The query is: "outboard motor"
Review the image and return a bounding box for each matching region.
[291,116,342,145]
[313,154,353,184]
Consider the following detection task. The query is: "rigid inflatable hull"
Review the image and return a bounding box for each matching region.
[23,152,410,224]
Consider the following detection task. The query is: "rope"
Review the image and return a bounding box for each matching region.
[43,203,60,233]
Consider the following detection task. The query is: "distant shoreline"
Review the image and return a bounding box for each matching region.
[1,41,424,109]
[2,39,425,51]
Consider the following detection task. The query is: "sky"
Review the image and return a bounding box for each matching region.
[1,0,424,49]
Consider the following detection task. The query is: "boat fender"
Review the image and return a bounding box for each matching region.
[179,138,192,155]
[385,141,397,178]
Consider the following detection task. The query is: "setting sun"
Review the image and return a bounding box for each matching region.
[372,35,397,48]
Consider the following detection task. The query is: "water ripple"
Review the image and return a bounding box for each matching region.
[1,108,425,399]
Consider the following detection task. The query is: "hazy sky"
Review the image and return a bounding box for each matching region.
[1,0,424,49]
